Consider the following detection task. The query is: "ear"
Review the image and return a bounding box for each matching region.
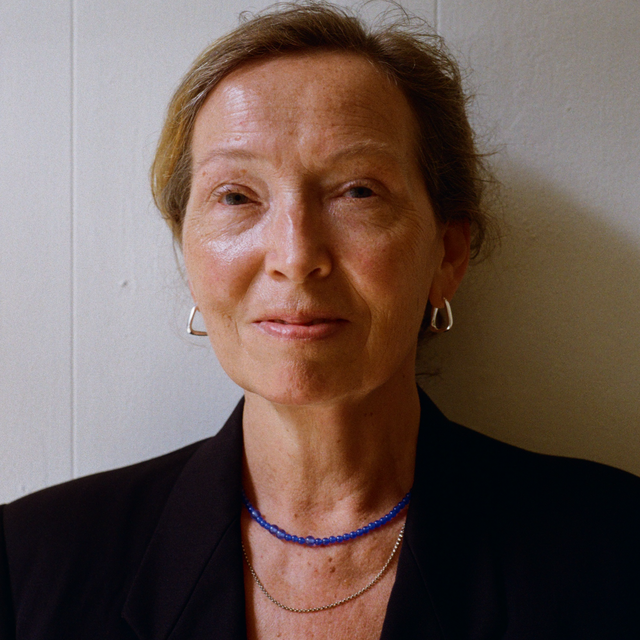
[428,221,470,307]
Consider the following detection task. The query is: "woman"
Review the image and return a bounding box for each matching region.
[2,3,639,639]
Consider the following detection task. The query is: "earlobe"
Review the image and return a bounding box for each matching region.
[429,221,470,307]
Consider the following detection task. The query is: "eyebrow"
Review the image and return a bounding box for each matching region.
[193,140,403,172]
[193,148,258,172]
[327,141,401,162]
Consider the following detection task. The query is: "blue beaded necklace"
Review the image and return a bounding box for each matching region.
[241,488,411,547]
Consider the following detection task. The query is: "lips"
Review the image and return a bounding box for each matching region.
[253,314,347,339]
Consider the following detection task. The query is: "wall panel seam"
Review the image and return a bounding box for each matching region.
[70,0,77,479]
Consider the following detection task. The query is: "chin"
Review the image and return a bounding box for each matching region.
[232,360,366,407]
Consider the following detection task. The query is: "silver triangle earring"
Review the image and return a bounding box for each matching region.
[187,306,208,336]
[429,298,453,333]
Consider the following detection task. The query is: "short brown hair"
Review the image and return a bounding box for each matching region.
[152,1,496,258]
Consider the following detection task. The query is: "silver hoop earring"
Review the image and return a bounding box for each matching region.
[429,299,453,333]
[187,306,208,336]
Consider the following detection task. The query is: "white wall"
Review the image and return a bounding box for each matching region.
[424,0,640,474]
[2,0,639,504]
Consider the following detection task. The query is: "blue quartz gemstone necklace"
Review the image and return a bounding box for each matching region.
[241,488,411,546]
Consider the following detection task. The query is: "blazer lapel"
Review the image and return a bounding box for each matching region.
[381,391,507,640]
[122,399,247,640]
[380,537,445,639]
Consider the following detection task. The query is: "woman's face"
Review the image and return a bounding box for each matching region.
[183,51,465,405]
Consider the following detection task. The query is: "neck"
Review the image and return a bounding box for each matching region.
[241,368,420,535]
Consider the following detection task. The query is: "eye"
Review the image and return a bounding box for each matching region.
[221,192,250,205]
[345,186,374,199]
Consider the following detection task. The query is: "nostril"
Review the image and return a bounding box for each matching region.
[265,248,332,283]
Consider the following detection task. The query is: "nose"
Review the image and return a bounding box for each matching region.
[264,196,332,283]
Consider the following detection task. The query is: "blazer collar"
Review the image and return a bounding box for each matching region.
[123,391,506,640]
[122,399,247,640]
[382,390,506,639]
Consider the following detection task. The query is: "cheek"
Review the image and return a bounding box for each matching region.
[183,222,261,310]
[344,226,436,322]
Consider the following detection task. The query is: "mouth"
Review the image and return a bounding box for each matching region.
[253,315,347,339]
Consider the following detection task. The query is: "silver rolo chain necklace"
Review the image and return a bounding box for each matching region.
[242,523,405,613]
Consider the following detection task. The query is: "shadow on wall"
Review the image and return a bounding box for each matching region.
[420,164,640,477]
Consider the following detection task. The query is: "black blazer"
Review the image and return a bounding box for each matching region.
[2,390,640,639]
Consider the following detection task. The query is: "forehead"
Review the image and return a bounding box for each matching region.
[191,51,419,168]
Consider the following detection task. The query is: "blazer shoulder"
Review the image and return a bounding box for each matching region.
[419,389,640,503]
[433,415,640,546]
[5,396,245,535]
[3,437,216,607]
[452,417,639,486]
[6,437,204,533]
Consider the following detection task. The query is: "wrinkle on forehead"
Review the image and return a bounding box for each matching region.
[190,51,422,182]
[196,52,414,133]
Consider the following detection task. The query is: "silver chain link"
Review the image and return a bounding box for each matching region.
[242,523,405,614]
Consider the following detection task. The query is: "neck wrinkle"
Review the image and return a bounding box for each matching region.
[240,379,420,536]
